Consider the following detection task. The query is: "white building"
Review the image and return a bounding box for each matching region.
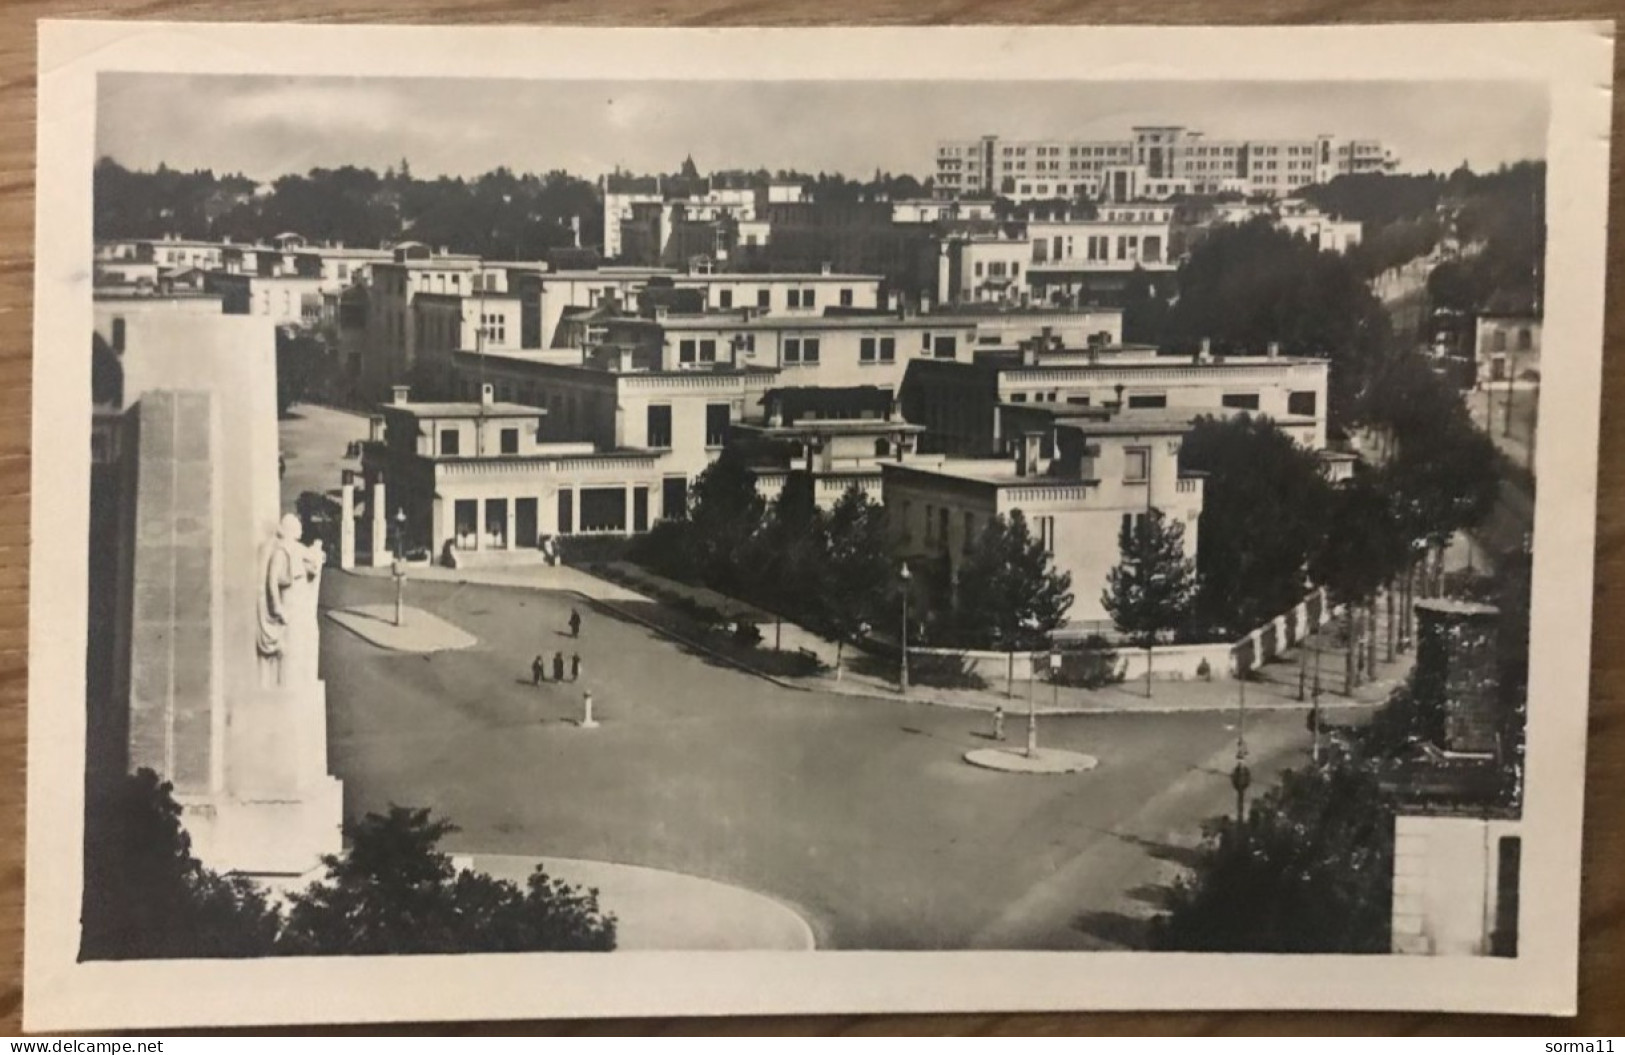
[883,408,1205,625]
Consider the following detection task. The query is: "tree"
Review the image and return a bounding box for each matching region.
[1309,469,1409,693]
[683,445,768,597]
[803,487,894,677]
[937,511,1074,695]
[1153,758,1395,953]
[1179,416,1332,636]
[1101,508,1197,697]
[1164,219,1396,430]
[80,770,282,960]
[279,806,616,955]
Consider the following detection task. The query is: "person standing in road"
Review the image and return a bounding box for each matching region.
[570,652,582,683]
[568,607,582,638]
[531,655,545,686]
[553,651,566,683]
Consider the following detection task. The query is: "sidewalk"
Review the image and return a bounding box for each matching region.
[345,560,1414,717]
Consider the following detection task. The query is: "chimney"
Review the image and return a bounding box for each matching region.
[1196,338,1212,364]
[821,261,833,275]
[1267,340,1281,359]
[391,385,410,406]
[480,382,495,408]
[1020,337,1040,367]
[368,415,386,442]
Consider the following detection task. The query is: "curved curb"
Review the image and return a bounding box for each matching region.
[459,853,817,952]
[964,747,1100,774]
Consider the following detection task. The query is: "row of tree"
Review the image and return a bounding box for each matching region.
[632,447,1076,673]
[94,157,605,260]
[82,770,617,960]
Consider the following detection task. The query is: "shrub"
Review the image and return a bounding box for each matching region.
[909,651,988,690]
[1051,634,1125,689]
[733,620,764,649]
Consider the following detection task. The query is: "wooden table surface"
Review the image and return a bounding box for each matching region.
[0,0,1619,1036]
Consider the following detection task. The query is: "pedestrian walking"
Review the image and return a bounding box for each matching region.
[531,655,544,686]
[570,652,582,683]
[568,607,582,638]
[552,651,566,683]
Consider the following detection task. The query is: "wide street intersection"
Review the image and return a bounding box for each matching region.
[288,402,1336,951]
[319,570,1323,951]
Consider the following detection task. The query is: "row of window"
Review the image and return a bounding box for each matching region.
[439,426,523,457]
[1002,390,1317,416]
[645,403,733,449]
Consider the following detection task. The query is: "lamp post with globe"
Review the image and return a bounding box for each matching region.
[392,508,408,627]
[898,562,912,694]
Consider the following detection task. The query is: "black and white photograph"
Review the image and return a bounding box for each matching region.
[25,20,1613,1030]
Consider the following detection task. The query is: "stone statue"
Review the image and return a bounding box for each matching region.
[257,513,325,688]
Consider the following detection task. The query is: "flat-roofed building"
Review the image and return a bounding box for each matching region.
[900,340,1330,456]
[363,384,666,564]
[883,406,1205,624]
[732,386,933,508]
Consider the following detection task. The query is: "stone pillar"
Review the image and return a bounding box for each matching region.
[369,480,388,566]
[114,313,343,877]
[339,483,356,570]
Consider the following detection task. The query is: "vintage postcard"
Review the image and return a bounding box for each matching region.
[25,19,1614,1030]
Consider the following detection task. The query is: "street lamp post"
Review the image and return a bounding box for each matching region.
[898,562,911,695]
[393,508,408,627]
[1025,662,1038,759]
[1232,665,1251,827]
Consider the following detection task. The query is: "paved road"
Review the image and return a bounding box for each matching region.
[279,402,371,509]
[320,572,1329,951]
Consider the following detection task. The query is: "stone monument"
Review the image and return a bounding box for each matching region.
[110,313,343,876]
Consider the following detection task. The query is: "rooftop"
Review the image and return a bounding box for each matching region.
[384,400,547,419]
[885,458,1103,489]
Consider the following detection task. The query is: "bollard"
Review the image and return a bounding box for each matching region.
[580,690,599,729]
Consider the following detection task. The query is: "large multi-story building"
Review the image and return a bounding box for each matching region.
[935,126,1398,203]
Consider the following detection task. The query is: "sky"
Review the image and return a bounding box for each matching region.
[97,74,1547,183]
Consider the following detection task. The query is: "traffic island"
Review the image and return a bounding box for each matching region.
[325,604,477,653]
[964,747,1100,774]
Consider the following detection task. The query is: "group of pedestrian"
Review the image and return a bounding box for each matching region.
[529,608,587,687]
[532,650,581,685]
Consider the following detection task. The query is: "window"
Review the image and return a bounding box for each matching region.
[784,338,802,364]
[699,339,717,363]
[1287,390,1318,417]
[500,427,519,455]
[662,477,689,520]
[679,339,697,364]
[1127,393,1167,409]
[1125,447,1150,483]
[719,289,733,309]
[878,336,896,362]
[1518,327,1533,351]
[439,428,461,456]
[557,490,575,536]
[111,317,125,354]
[757,289,771,308]
[1011,393,1028,403]
[860,337,878,363]
[924,504,935,543]
[974,261,985,278]
[705,403,730,447]
[1034,515,1055,554]
[963,512,976,553]
[647,405,672,448]
[454,499,478,549]
[484,498,508,549]
[788,290,802,309]
[932,335,958,359]
[1221,393,1261,410]
[1492,836,1521,958]
[938,508,950,550]
[803,288,816,309]
[840,288,854,307]
[580,488,628,533]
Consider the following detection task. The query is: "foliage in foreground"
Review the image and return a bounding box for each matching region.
[81,772,616,960]
[1152,759,1396,954]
